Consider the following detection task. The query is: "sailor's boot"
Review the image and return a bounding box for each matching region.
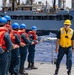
[28,62,31,69]
[10,73,14,75]
[10,73,18,75]
[54,68,59,75]
[31,62,38,69]
[14,73,18,75]
[67,70,71,75]
[19,67,28,75]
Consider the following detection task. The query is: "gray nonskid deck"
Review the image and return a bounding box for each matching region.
[24,62,74,75]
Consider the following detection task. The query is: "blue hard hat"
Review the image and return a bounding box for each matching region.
[0,17,7,24]
[32,26,37,30]
[0,17,2,23]
[4,15,11,21]
[12,22,19,29]
[20,23,27,29]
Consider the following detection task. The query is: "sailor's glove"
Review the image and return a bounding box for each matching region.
[33,40,38,44]
[20,42,26,47]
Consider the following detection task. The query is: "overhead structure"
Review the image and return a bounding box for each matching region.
[72,0,74,9]
[2,0,7,7]
[26,0,34,5]
[62,0,66,9]
[53,0,56,11]
[9,0,12,4]
[12,0,16,11]
[58,0,66,9]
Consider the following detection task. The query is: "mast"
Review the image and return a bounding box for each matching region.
[53,0,56,11]
[11,0,17,11]
[30,0,33,5]
[17,0,20,5]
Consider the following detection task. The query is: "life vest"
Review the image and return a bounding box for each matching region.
[4,24,17,45]
[11,30,20,45]
[18,30,29,44]
[59,27,73,48]
[28,31,38,44]
[4,24,12,33]
[0,27,8,51]
[9,31,15,44]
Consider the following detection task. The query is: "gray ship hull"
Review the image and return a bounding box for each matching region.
[12,19,74,30]
[0,10,74,35]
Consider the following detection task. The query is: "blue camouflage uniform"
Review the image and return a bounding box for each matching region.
[0,17,12,75]
[9,22,21,75]
[0,32,12,75]
[20,34,31,69]
[9,34,21,75]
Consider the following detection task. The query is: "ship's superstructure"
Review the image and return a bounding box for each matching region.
[0,0,74,35]
[2,0,73,12]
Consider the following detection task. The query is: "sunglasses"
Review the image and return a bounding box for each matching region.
[65,24,70,26]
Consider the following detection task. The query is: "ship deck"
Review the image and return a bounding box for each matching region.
[24,62,74,75]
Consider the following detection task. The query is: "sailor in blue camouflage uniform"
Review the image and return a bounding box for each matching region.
[28,26,38,69]
[0,17,12,75]
[4,15,13,75]
[18,23,34,75]
[9,23,25,75]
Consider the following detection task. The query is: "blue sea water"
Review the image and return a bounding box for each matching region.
[34,33,74,64]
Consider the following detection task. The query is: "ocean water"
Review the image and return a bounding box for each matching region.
[34,33,74,64]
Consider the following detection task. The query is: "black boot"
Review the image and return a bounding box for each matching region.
[31,62,38,69]
[54,68,59,75]
[10,73,14,75]
[19,67,28,75]
[14,73,18,75]
[67,70,71,75]
[28,62,31,69]
[10,73,18,75]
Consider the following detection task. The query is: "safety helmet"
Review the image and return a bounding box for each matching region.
[32,26,37,30]
[20,23,27,29]
[64,19,72,25]
[0,17,7,24]
[12,22,19,29]
[4,15,11,21]
[0,17,2,23]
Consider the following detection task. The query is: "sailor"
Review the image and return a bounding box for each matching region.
[4,15,12,75]
[4,15,19,75]
[9,23,25,75]
[27,26,38,69]
[54,19,74,75]
[18,23,34,75]
[0,17,12,75]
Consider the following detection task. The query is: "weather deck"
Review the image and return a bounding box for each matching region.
[24,62,74,75]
